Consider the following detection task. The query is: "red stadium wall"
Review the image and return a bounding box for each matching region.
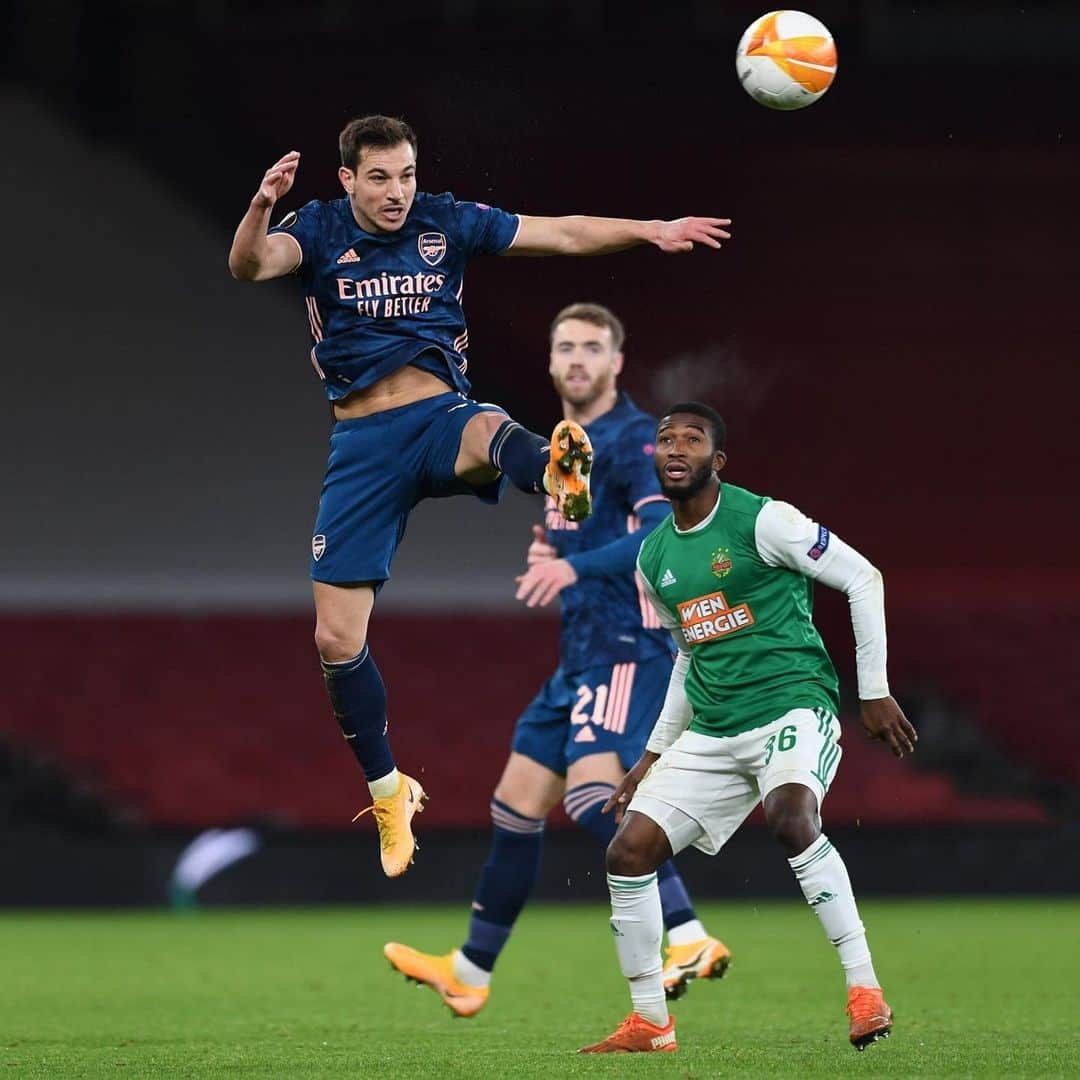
[0,607,1062,829]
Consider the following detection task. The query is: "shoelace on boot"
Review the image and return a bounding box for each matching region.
[351,801,399,846]
[847,988,885,1021]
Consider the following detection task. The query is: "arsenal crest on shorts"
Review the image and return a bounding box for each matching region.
[312,534,326,561]
[418,232,448,266]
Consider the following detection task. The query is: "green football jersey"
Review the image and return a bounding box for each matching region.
[637,482,840,738]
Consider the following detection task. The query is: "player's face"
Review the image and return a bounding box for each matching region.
[654,415,726,499]
[338,141,417,234]
[548,319,623,407]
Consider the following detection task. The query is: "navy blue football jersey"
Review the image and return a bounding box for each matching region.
[269,193,520,400]
[546,393,673,673]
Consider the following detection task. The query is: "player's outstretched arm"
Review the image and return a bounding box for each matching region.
[228,151,303,281]
[506,214,731,257]
[515,503,668,607]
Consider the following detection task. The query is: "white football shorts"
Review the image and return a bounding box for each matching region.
[628,707,842,857]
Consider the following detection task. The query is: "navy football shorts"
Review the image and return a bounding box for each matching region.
[310,391,508,584]
[511,653,674,774]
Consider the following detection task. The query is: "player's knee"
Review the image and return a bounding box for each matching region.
[492,784,552,822]
[474,409,510,445]
[314,624,367,663]
[765,806,819,855]
[606,825,655,877]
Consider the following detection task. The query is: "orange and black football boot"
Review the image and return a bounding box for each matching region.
[847,985,893,1050]
[544,420,593,522]
[661,936,732,999]
[383,944,489,1017]
[578,1013,677,1054]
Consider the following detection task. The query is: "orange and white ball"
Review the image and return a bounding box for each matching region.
[736,11,837,111]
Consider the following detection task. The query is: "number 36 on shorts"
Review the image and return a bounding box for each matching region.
[760,706,842,796]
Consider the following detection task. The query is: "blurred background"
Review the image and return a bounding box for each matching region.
[2,0,1078,907]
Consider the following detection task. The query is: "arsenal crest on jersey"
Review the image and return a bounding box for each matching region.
[418,232,448,267]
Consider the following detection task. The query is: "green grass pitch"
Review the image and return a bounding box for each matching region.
[2,899,1076,1077]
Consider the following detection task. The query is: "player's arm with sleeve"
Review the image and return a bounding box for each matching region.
[515,496,670,607]
[507,213,731,257]
[640,566,694,756]
[229,151,312,281]
[453,199,523,257]
[754,501,919,758]
[564,435,670,581]
[559,498,669,579]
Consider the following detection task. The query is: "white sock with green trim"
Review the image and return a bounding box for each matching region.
[607,872,668,1026]
[788,834,879,988]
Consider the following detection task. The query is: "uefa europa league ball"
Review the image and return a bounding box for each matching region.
[736,10,837,110]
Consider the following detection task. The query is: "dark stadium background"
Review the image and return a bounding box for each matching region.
[2,0,1078,906]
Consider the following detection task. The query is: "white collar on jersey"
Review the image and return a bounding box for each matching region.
[672,485,722,535]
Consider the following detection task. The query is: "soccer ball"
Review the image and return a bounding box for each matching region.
[736,10,837,111]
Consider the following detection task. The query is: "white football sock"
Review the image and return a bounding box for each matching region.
[788,834,880,989]
[666,918,708,947]
[368,768,401,800]
[452,949,491,988]
[608,872,668,1027]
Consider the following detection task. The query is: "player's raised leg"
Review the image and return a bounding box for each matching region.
[578,809,677,1053]
[762,755,891,1051]
[384,751,562,1015]
[455,409,593,522]
[314,581,425,878]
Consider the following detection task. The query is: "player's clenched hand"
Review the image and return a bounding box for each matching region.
[859,696,918,759]
[253,151,300,210]
[526,524,557,566]
[514,558,578,608]
[603,751,659,824]
[654,217,732,254]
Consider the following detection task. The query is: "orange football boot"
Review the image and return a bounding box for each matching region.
[544,420,593,522]
[383,944,489,1018]
[578,1013,677,1054]
[662,936,732,999]
[846,985,893,1050]
[352,773,427,878]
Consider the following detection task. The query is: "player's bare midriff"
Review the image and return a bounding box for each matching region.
[331,365,452,420]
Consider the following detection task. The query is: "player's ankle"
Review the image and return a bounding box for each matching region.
[488,418,548,494]
[628,977,668,1028]
[453,949,492,988]
[844,962,880,989]
[368,769,401,800]
[666,919,707,947]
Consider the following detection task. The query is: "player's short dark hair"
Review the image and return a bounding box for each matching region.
[659,402,727,452]
[549,302,626,352]
[339,115,418,170]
